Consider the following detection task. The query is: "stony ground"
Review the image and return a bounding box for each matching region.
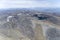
[0,12,60,40]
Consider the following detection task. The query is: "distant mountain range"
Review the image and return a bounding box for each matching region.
[0,8,60,13]
[32,8,60,13]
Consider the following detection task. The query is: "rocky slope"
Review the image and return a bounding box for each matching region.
[0,9,60,40]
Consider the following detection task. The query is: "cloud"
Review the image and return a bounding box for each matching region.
[0,0,60,8]
[0,1,36,8]
[0,0,50,8]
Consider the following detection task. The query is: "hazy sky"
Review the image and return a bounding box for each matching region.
[0,0,60,8]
